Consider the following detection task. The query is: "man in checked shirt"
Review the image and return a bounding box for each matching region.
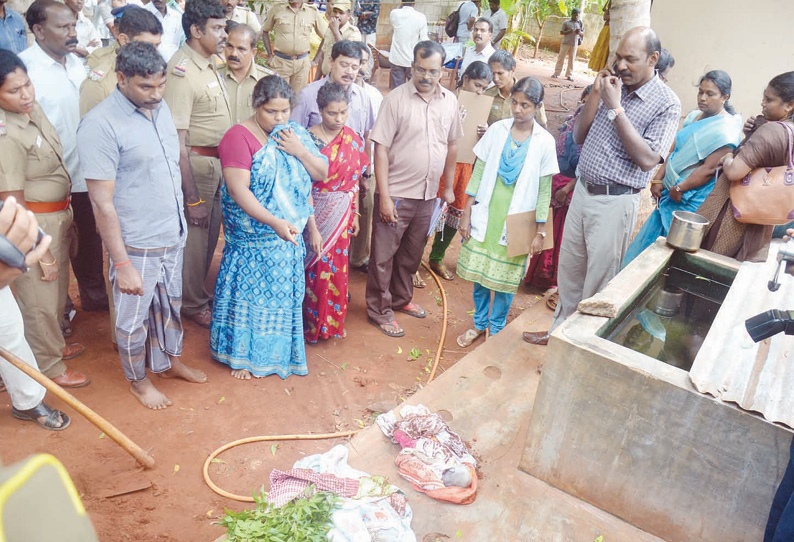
[524,27,681,346]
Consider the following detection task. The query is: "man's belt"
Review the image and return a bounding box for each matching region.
[274,50,309,61]
[583,179,640,196]
[190,146,219,159]
[27,198,71,214]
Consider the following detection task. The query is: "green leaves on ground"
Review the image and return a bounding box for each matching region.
[220,487,339,542]
[409,347,422,360]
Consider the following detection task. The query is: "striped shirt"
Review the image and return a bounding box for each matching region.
[578,75,681,189]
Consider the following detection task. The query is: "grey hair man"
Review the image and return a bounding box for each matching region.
[78,41,208,410]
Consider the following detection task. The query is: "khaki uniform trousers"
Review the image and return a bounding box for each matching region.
[350,176,374,268]
[554,42,577,78]
[270,55,311,95]
[13,208,72,378]
[181,154,223,316]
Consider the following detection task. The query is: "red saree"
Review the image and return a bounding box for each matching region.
[304,126,367,342]
[524,174,574,289]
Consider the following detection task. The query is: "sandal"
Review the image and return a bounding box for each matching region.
[368,317,405,338]
[12,403,70,431]
[546,292,559,311]
[429,262,455,281]
[412,271,427,289]
[396,302,426,319]
[457,328,485,348]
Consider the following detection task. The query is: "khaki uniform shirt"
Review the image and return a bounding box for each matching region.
[80,44,119,116]
[230,6,262,33]
[163,44,232,147]
[320,20,361,75]
[0,103,71,203]
[263,2,326,56]
[485,84,548,126]
[224,61,273,124]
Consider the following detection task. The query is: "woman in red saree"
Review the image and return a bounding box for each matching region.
[304,82,368,342]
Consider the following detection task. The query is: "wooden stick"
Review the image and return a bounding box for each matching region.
[0,347,156,470]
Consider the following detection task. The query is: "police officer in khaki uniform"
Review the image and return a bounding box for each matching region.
[261,0,325,94]
[163,0,231,328]
[223,22,272,123]
[79,6,163,115]
[314,0,360,77]
[0,51,89,388]
[223,0,261,34]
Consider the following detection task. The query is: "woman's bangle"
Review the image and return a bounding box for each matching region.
[186,199,205,207]
[354,212,361,217]
[40,258,57,266]
[651,180,663,185]
[113,260,131,268]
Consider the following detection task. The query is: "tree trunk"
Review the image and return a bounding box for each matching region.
[533,16,545,58]
[608,0,652,64]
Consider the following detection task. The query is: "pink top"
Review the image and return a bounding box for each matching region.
[219,124,265,170]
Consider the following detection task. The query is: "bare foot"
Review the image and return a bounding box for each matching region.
[160,357,207,383]
[130,378,172,410]
[231,368,252,380]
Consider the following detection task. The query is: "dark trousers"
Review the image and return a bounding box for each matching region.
[390,66,411,89]
[366,195,433,324]
[69,191,108,311]
[766,437,794,542]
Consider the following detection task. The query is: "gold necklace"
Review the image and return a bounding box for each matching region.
[320,122,339,143]
[254,117,270,142]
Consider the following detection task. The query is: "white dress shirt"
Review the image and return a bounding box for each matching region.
[388,6,428,68]
[75,11,102,55]
[458,42,495,79]
[144,2,184,61]
[92,0,113,40]
[19,43,87,193]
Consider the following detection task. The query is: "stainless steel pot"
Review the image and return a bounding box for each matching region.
[650,287,684,317]
[666,211,709,252]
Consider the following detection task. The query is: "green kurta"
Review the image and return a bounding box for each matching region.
[456,155,552,294]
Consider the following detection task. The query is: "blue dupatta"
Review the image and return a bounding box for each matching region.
[248,122,327,233]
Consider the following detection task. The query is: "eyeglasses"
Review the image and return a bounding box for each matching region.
[412,66,442,78]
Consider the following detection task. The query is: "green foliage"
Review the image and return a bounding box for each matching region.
[220,487,340,542]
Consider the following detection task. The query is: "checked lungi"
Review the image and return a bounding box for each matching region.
[110,245,184,382]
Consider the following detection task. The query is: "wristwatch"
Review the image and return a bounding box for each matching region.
[536,230,547,238]
[607,107,625,121]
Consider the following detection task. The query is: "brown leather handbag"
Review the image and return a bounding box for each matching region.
[730,121,794,225]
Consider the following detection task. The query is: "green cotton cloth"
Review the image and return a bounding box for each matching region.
[457,159,552,293]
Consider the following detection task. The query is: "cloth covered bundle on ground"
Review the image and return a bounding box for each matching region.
[266,445,416,541]
[376,404,478,504]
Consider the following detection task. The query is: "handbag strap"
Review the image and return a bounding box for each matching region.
[779,120,794,169]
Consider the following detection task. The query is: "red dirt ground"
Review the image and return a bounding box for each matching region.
[0,52,591,542]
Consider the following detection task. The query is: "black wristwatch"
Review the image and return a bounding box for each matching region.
[0,234,29,273]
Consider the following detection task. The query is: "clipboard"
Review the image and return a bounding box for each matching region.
[505,209,555,258]
[456,90,493,164]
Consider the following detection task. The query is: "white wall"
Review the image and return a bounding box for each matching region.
[652,0,794,119]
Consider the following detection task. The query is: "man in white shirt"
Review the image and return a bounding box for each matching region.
[144,0,182,60]
[458,17,494,81]
[350,42,382,272]
[483,0,507,47]
[92,0,114,40]
[65,0,102,57]
[21,0,109,316]
[387,0,426,89]
[455,0,477,43]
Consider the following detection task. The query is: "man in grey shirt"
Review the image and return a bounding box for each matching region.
[552,7,583,80]
[77,42,207,410]
[455,0,477,42]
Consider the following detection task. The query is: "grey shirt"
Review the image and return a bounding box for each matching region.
[561,19,584,46]
[456,0,478,40]
[77,89,186,249]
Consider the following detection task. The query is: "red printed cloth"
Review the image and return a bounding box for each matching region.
[267,468,360,508]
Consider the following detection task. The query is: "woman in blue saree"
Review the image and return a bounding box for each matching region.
[624,70,743,266]
[212,76,328,380]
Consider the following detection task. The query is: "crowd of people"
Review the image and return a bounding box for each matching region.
[0,0,793,431]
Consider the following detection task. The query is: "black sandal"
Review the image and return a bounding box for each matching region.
[12,403,70,431]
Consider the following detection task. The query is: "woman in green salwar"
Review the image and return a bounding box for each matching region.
[456,77,559,348]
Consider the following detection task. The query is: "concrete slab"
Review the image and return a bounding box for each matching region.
[345,305,665,542]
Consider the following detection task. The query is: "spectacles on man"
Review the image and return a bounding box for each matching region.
[412,66,442,78]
